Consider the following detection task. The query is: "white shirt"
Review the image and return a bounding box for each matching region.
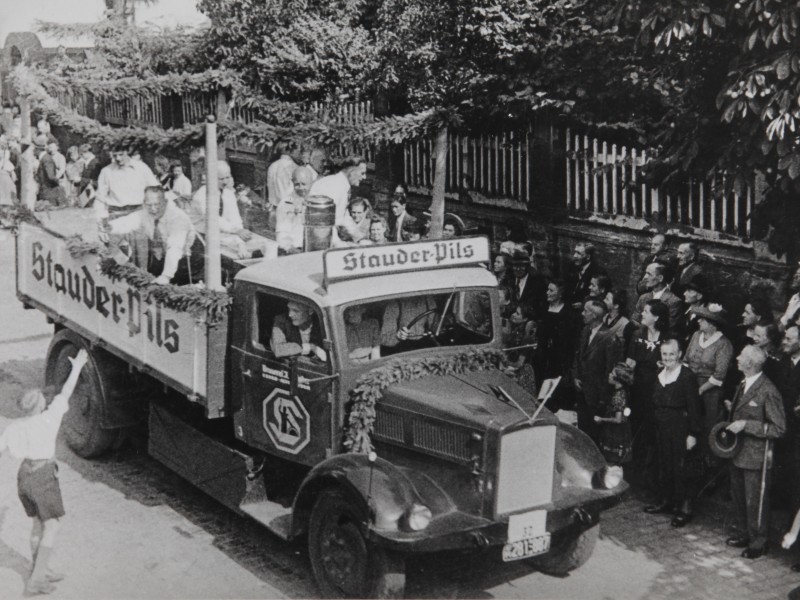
[782,293,800,326]
[189,186,244,234]
[310,172,350,225]
[95,159,159,219]
[275,193,306,251]
[267,155,298,209]
[588,323,602,345]
[0,393,68,460]
[743,372,761,395]
[652,287,666,300]
[658,365,682,387]
[516,273,529,299]
[110,199,196,281]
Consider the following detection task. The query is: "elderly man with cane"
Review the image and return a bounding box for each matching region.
[723,344,786,559]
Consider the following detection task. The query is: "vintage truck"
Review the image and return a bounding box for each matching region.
[16,212,626,598]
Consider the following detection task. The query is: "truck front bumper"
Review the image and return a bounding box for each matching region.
[369,484,626,554]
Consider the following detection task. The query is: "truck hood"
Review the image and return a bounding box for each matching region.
[379,369,558,430]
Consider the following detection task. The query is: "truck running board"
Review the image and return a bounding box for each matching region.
[149,404,293,540]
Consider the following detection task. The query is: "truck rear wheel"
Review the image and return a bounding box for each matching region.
[530,523,599,575]
[308,488,406,599]
[47,340,118,458]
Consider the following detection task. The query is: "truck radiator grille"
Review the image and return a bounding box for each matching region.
[374,409,404,443]
[412,421,470,462]
[496,426,556,515]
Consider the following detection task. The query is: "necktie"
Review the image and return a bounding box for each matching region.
[151,218,164,261]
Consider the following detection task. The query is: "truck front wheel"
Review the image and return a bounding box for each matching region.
[530,523,599,575]
[308,488,406,599]
[47,341,118,458]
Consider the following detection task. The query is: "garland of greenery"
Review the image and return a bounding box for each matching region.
[65,234,104,259]
[100,259,232,322]
[344,348,508,454]
[36,69,243,100]
[11,66,441,151]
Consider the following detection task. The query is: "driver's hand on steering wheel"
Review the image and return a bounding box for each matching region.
[396,326,411,341]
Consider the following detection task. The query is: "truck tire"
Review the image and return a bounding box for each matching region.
[47,340,118,458]
[308,488,406,599]
[530,524,599,576]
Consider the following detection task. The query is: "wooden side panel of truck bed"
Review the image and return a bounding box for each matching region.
[17,222,227,414]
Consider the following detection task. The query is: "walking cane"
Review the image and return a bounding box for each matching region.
[757,423,770,530]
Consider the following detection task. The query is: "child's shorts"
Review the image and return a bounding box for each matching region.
[17,459,65,521]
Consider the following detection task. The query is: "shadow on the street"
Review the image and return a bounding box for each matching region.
[0,506,33,582]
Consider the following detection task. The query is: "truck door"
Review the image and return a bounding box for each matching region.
[231,287,334,466]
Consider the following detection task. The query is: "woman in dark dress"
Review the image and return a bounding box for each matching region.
[535,280,576,382]
[646,337,701,527]
[626,299,670,490]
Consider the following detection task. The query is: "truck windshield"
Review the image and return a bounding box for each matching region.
[344,289,494,362]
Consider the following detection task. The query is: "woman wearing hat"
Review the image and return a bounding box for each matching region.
[684,303,735,466]
[678,274,709,347]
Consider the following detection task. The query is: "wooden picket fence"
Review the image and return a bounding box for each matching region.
[403,128,532,203]
[565,129,754,238]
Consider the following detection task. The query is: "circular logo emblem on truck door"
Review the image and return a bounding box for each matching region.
[262,389,311,454]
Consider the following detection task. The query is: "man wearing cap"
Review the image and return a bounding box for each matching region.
[723,344,785,558]
[95,145,159,221]
[677,274,709,347]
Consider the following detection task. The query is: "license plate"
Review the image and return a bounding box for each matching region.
[502,533,551,562]
[507,510,546,542]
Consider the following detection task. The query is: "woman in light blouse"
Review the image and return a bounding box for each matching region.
[684,303,734,465]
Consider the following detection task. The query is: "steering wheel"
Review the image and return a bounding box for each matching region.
[402,307,452,346]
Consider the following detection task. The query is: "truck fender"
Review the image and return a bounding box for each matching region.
[44,329,143,429]
[290,453,433,538]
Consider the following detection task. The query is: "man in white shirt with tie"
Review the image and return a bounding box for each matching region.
[106,186,203,285]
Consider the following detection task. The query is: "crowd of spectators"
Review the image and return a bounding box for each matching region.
[494,231,800,565]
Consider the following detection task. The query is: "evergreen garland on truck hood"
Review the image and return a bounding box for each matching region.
[344,348,508,454]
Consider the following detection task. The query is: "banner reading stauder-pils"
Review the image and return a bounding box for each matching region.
[16,223,209,400]
[323,236,490,285]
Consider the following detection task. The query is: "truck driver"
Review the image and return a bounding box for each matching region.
[271,300,327,362]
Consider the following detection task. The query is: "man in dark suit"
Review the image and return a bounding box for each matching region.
[724,344,786,558]
[632,262,682,329]
[388,194,417,242]
[572,299,622,442]
[676,274,709,347]
[674,241,704,298]
[509,249,546,319]
[567,242,606,308]
[636,233,677,294]
[36,137,66,206]
[775,326,800,520]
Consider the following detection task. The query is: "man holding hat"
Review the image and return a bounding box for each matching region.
[723,344,786,558]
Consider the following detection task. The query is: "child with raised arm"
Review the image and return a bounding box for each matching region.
[0,348,88,595]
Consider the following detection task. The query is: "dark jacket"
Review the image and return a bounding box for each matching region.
[36,153,65,205]
[652,365,702,435]
[566,261,606,305]
[511,270,547,319]
[632,288,683,330]
[730,374,786,470]
[572,325,621,410]
[673,262,704,298]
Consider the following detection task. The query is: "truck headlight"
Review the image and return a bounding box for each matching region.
[404,503,432,531]
[592,465,624,490]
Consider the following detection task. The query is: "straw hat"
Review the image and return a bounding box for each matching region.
[691,303,728,328]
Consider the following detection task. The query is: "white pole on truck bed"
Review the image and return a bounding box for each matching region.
[19,96,36,211]
[204,116,222,291]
